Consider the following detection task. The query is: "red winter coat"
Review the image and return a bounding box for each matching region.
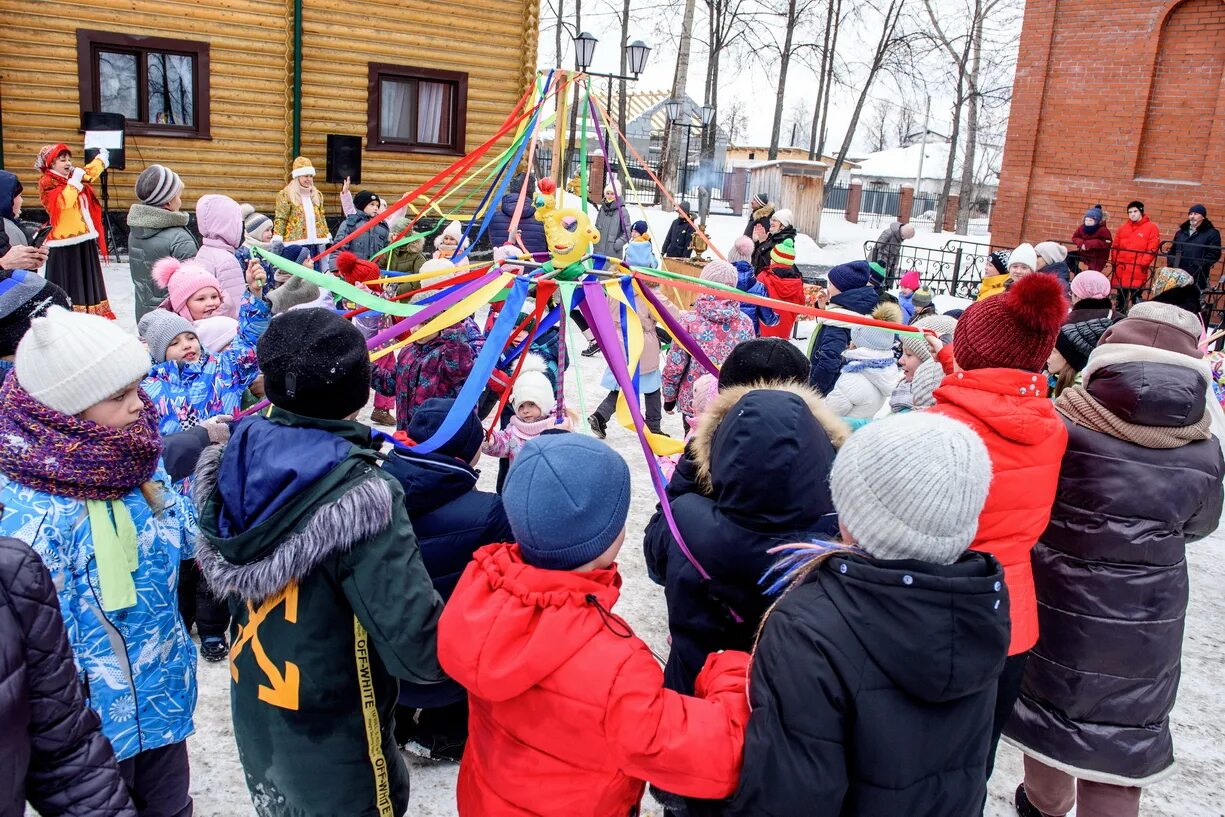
[930,369,1068,655]
[756,266,805,339]
[1071,224,1112,272]
[1112,215,1160,289]
[438,543,750,817]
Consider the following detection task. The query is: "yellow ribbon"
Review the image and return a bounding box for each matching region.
[371,272,514,361]
[607,282,685,456]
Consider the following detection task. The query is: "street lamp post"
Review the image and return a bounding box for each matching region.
[666,101,715,198]
[567,33,651,184]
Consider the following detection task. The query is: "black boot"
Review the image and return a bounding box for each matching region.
[1014,783,1057,817]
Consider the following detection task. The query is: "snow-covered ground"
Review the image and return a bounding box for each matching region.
[88,263,1225,817]
[627,205,990,273]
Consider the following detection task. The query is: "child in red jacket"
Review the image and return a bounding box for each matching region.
[928,272,1070,779]
[438,433,750,817]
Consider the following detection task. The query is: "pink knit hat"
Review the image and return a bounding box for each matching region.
[194,316,239,353]
[1070,269,1111,300]
[152,257,226,319]
[899,269,921,290]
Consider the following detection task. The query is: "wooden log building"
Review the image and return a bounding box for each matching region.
[0,0,540,216]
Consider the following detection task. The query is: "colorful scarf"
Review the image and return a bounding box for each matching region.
[1056,384,1212,449]
[0,376,162,499]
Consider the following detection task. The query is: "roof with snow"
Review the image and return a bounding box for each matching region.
[848,141,1000,185]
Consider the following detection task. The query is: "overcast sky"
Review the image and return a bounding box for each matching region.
[535,0,1022,155]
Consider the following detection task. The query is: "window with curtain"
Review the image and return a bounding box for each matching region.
[368,64,467,154]
[78,30,209,137]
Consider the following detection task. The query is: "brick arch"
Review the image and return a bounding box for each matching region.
[1134,0,1225,183]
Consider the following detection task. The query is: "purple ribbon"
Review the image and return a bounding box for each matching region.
[363,268,503,350]
[636,282,721,377]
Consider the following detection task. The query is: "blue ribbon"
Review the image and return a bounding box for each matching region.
[402,276,530,454]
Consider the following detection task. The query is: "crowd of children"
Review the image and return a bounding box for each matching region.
[1,151,1223,817]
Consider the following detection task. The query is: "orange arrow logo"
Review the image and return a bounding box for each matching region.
[230,583,300,711]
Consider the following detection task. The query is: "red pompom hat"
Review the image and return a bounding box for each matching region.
[335,251,380,285]
[954,273,1068,372]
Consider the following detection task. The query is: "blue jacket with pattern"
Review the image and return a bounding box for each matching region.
[0,465,199,761]
[142,293,270,435]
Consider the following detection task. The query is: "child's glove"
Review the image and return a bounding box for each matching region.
[487,368,513,396]
[663,399,677,413]
[202,415,233,445]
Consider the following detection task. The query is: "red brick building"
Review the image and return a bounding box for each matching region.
[991,0,1225,259]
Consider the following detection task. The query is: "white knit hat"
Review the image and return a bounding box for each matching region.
[773,208,794,228]
[831,412,991,564]
[1009,242,1038,272]
[512,370,556,416]
[16,306,152,415]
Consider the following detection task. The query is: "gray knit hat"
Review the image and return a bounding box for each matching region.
[831,412,990,564]
[909,358,945,408]
[267,275,322,315]
[134,164,183,207]
[902,314,958,361]
[138,309,197,363]
[241,203,273,242]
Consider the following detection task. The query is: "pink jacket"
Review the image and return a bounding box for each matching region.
[194,195,246,311]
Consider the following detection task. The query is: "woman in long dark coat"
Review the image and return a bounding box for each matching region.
[1008,301,1225,817]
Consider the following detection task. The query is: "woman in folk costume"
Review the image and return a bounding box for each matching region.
[35,143,114,318]
[273,156,331,270]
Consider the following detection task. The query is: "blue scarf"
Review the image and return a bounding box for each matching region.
[843,357,897,374]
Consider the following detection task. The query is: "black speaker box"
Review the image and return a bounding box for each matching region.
[327,134,362,184]
[81,112,126,171]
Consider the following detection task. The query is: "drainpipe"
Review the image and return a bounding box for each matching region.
[292,0,303,157]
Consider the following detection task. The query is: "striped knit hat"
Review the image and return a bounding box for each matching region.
[134,164,183,207]
[770,238,796,267]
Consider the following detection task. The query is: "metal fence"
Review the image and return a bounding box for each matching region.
[861,237,1225,327]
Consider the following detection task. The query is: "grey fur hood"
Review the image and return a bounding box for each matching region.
[126,202,190,231]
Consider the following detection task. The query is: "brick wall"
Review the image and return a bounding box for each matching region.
[991,0,1225,259]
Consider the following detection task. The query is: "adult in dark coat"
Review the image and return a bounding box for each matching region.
[742,192,774,237]
[643,384,848,696]
[869,219,915,279]
[661,201,697,259]
[1166,204,1222,289]
[752,209,798,272]
[1007,302,1225,817]
[380,398,512,761]
[0,536,137,816]
[487,172,548,254]
[717,411,1010,817]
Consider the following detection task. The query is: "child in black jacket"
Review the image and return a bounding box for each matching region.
[718,412,1010,817]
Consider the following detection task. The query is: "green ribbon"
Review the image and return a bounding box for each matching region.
[88,499,139,612]
[254,246,427,317]
[558,281,589,424]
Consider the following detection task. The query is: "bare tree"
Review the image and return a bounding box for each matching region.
[808,0,843,159]
[923,0,1013,232]
[661,0,699,194]
[764,0,822,159]
[892,101,918,145]
[722,97,750,145]
[697,0,758,220]
[826,0,913,190]
[784,98,813,149]
[865,100,891,152]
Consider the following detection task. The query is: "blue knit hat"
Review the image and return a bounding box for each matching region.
[1084,205,1104,225]
[407,397,484,462]
[828,260,872,292]
[631,220,649,236]
[503,434,631,570]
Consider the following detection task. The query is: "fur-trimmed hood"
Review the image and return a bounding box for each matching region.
[689,382,848,529]
[126,202,190,231]
[193,412,396,603]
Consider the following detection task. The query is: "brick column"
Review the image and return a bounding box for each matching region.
[847,179,863,225]
[898,184,914,225]
[943,194,960,232]
[590,154,606,204]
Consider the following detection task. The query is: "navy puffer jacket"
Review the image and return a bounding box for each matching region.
[0,537,136,816]
[644,384,847,695]
[487,174,548,254]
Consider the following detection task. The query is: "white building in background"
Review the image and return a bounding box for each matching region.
[847,135,1001,209]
